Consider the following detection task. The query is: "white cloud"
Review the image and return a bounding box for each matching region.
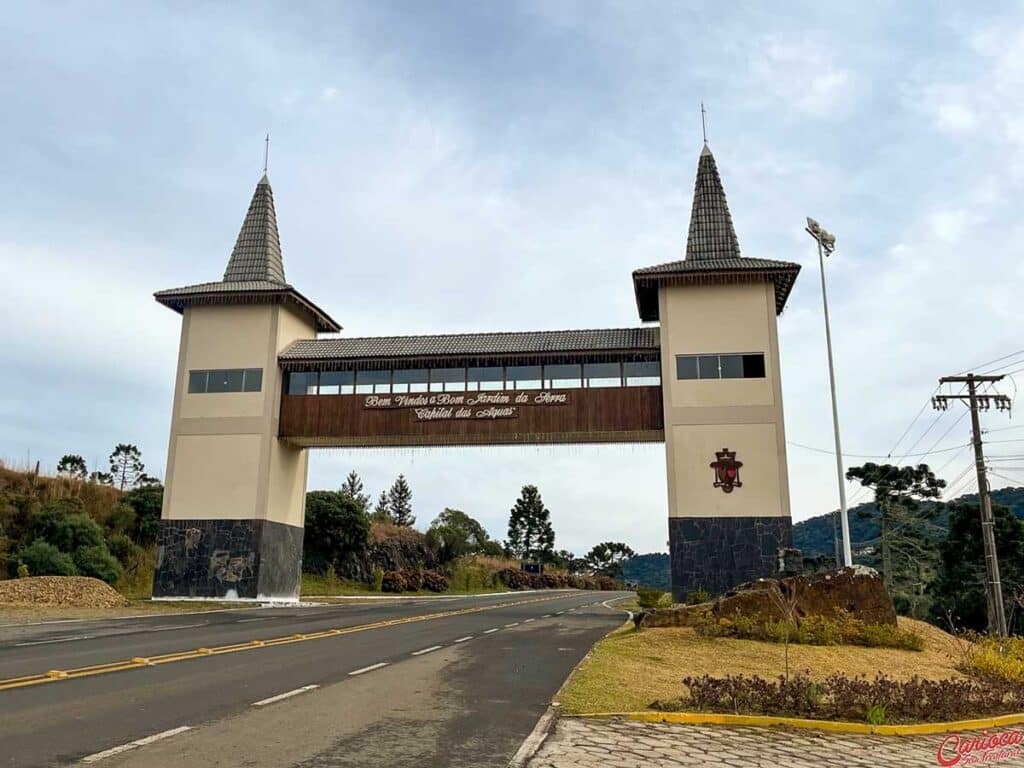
[747,35,861,119]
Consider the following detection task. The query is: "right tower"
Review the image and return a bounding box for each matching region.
[632,144,802,601]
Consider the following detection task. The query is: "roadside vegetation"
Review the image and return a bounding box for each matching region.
[0,461,627,606]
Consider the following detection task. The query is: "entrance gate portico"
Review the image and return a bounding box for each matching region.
[152,145,800,603]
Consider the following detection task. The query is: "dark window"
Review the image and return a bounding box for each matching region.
[697,355,720,380]
[207,369,244,393]
[288,371,318,395]
[467,366,503,391]
[430,367,467,392]
[584,362,621,388]
[242,368,263,392]
[356,369,391,394]
[544,364,582,389]
[319,370,353,394]
[188,371,208,393]
[393,369,428,393]
[676,353,766,380]
[507,365,542,390]
[676,356,699,380]
[624,361,660,386]
[742,354,766,378]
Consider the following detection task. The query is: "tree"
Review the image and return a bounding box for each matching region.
[17,540,77,577]
[57,454,87,480]
[931,502,1024,635]
[89,471,113,486]
[340,471,370,512]
[845,463,945,600]
[388,475,415,527]
[505,484,555,562]
[122,485,164,545]
[303,491,371,575]
[585,542,636,578]
[427,508,494,562]
[109,444,145,492]
[372,491,391,522]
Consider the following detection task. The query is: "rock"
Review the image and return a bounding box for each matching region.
[0,576,129,608]
[639,566,897,629]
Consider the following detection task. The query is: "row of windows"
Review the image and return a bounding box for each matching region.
[287,362,661,395]
[188,368,263,394]
[676,353,766,381]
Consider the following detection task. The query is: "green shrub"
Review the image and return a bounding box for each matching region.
[865,703,887,725]
[17,563,29,578]
[687,588,711,605]
[73,545,123,584]
[122,485,163,544]
[104,532,138,564]
[963,636,1024,683]
[692,612,924,651]
[636,586,665,610]
[372,567,384,592]
[30,508,104,553]
[858,622,925,651]
[18,540,78,576]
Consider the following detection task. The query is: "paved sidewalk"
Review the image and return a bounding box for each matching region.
[528,717,956,767]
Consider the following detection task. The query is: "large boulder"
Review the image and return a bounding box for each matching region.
[639,565,896,628]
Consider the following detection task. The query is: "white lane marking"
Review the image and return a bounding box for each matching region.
[504,622,519,628]
[483,628,499,634]
[146,623,206,632]
[555,611,565,615]
[411,645,443,656]
[454,636,473,643]
[81,726,192,763]
[237,618,267,623]
[541,614,552,618]
[349,662,388,676]
[524,618,535,623]
[252,684,319,707]
[15,635,91,646]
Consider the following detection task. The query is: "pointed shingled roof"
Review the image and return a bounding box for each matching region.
[685,145,741,261]
[155,174,340,332]
[223,174,286,283]
[631,144,800,321]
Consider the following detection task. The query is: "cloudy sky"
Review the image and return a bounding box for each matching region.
[3,1,1024,556]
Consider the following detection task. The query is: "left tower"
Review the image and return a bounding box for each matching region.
[152,175,340,601]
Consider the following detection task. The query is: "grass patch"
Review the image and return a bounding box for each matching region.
[300,572,523,598]
[558,617,965,715]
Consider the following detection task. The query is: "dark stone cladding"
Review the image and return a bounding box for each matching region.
[152,518,304,601]
[668,516,792,602]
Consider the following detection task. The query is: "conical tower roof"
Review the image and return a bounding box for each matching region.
[155,174,340,332]
[685,145,741,261]
[223,174,286,283]
[631,144,800,322]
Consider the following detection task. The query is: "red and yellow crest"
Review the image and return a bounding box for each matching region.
[710,448,743,493]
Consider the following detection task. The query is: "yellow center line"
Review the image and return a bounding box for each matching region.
[0,593,572,692]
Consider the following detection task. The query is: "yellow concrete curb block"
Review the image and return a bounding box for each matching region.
[567,710,1024,736]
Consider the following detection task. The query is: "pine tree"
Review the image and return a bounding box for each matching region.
[372,491,391,522]
[340,470,370,512]
[57,454,88,480]
[109,444,145,491]
[506,484,555,562]
[388,475,415,527]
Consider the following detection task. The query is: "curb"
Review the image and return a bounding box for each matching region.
[509,705,560,767]
[564,710,1024,736]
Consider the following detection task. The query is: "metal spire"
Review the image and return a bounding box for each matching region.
[700,102,708,145]
[263,133,270,175]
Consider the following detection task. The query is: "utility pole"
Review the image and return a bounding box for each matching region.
[933,374,1011,636]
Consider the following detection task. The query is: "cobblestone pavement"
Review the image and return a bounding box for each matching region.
[527,717,966,767]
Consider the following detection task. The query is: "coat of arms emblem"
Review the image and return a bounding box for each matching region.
[710,448,743,493]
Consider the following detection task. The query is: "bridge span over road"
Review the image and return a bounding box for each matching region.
[0,591,629,767]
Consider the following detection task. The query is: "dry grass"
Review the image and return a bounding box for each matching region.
[558,617,968,715]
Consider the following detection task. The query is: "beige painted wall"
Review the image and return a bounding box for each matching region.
[659,281,791,520]
[161,302,317,526]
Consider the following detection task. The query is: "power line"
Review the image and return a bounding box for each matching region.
[957,349,1024,376]
[787,439,975,460]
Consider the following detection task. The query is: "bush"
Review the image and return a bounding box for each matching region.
[636,586,666,610]
[498,568,530,590]
[964,636,1024,683]
[303,491,371,575]
[381,570,407,593]
[104,532,138,564]
[402,569,423,591]
[687,588,711,605]
[422,570,449,592]
[73,545,123,584]
[653,672,1024,724]
[692,612,924,651]
[17,563,29,578]
[595,576,619,591]
[372,567,385,592]
[122,484,163,545]
[17,540,78,577]
[29,507,104,553]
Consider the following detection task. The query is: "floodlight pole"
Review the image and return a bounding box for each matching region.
[805,220,853,568]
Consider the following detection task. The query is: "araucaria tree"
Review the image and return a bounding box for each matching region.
[388,475,415,526]
[109,444,145,492]
[845,463,945,601]
[57,454,88,480]
[585,542,636,578]
[340,470,370,512]
[372,491,391,522]
[506,484,555,562]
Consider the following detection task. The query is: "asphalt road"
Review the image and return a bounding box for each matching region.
[0,590,630,767]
